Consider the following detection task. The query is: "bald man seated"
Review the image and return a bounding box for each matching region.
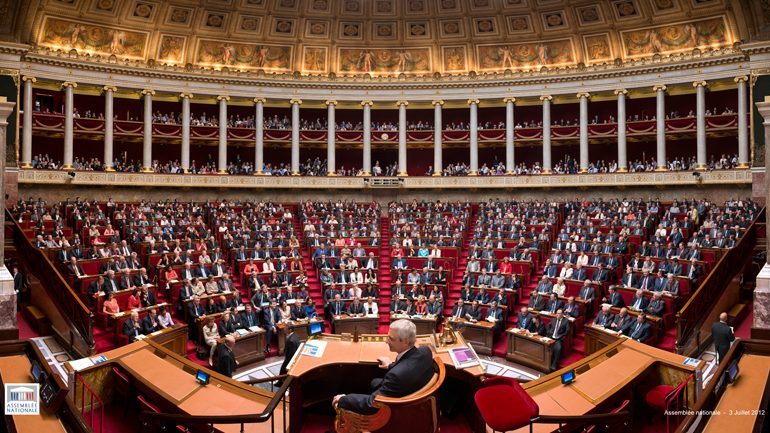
[333,319,435,415]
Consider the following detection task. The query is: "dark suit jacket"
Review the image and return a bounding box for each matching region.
[338,346,435,414]
[216,344,237,377]
[450,304,466,319]
[625,321,651,342]
[517,312,532,329]
[123,318,142,343]
[711,321,735,361]
[546,318,570,340]
[465,307,484,321]
[348,303,366,315]
[279,332,301,375]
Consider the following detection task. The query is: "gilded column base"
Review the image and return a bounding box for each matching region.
[695,164,708,171]
[291,171,301,176]
[20,163,32,168]
[542,169,552,174]
[105,167,114,172]
[468,171,478,176]
[617,167,628,173]
[655,166,667,171]
[737,163,750,169]
[254,171,264,175]
[142,167,154,173]
[327,171,337,176]
[432,172,442,177]
[579,168,588,174]
[397,172,409,177]
[218,170,228,174]
[505,171,514,175]
[359,172,371,177]
[62,165,74,170]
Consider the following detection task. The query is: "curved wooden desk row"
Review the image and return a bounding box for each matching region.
[64,339,283,433]
[0,340,69,433]
[517,339,704,433]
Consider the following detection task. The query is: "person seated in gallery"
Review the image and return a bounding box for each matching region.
[333,320,434,415]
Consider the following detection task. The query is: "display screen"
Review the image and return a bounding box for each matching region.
[196,369,210,385]
[561,370,576,384]
[727,362,740,383]
[30,361,44,383]
[309,322,323,336]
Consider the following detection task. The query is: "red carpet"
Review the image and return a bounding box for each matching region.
[734,302,753,339]
[16,311,41,340]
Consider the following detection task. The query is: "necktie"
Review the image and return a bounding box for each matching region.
[633,323,641,338]
[601,315,607,326]
[74,266,80,277]
[642,278,648,290]
[552,319,561,339]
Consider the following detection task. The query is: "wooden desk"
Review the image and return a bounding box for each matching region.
[277,319,320,355]
[505,328,555,373]
[390,314,437,335]
[0,355,68,433]
[702,354,770,433]
[146,323,188,356]
[228,328,267,366]
[447,318,495,355]
[583,324,623,356]
[331,315,379,334]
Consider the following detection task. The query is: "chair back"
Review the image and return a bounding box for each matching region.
[335,355,445,433]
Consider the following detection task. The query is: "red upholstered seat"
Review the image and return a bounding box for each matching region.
[645,384,674,410]
[475,377,539,432]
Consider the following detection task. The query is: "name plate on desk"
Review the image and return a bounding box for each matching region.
[302,340,327,358]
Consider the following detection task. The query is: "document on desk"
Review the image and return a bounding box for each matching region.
[302,340,327,358]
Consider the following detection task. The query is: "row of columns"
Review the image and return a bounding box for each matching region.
[19,78,752,173]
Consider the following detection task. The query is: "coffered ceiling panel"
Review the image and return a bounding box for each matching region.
[20,0,744,76]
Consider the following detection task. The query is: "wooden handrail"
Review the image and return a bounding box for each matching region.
[7,210,95,351]
[675,208,763,353]
[374,355,446,405]
[138,375,292,424]
[532,411,631,424]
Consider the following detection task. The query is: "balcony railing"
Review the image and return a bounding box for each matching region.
[27,113,740,143]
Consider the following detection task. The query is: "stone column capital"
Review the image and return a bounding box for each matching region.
[614,89,628,96]
[653,84,667,93]
[467,98,480,105]
[735,76,749,83]
[361,100,373,106]
[289,98,302,105]
[396,100,409,107]
[503,97,516,104]
[102,85,117,93]
[325,100,338,106]
[22,76,37,83]
[179,92,194,100]
[141,89,155,96]
[692,80,708,88]
[432,100,444,106]
[217,95,230,102]
[539,95,552,102]
[61,81,78,89]
[253,97,266,104]
[576,92,591,99]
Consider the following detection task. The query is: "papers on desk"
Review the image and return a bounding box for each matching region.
[68,357,95,371]
[540,337,553,343]
[683,358,701,367]
[448,347,481,370]
[235,328,249,337]
[302,340,327,358]
[90,355,107,365]
[248,326,261,333]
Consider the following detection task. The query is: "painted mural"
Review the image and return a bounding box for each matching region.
[157,35,185,64]
[442,46,468,73]
[337,48,431,74]
[621,16,730,58]
[196,39,292,71]
[584,34,613,63]
[302,46,328,73]
[38,16,148,59]
[476,39,575,71]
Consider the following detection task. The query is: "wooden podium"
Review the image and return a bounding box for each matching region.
[331,315,379,334]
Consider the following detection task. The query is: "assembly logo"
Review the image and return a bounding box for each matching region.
[4,383,40,415]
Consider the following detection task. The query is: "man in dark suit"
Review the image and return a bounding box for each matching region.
[123,311,143,343]
[240,304,260,328]
[334,320,435,415]
[645,292,666,317]
[609,308,633,333]
[593,305,614,328]
[348,297,366,316]
[545,293,563,314]
[449,299,467,320]
[278,329,301,377]
[464,301,484,321]
[529,291,546,311]
[546,310,570,371]
[263,300,282,353]
[711,312,735,363]
[216,336,237,377]
[629,289,649,312]
[622,313,651,342]
[604,286,625,308]
[141,309,162,334]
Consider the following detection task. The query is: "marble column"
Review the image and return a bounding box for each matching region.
[736,76,750,168]
[180,93,192,172]
[468,99,479,175]
[504,97,515,174]
[102,86,116,171]
[615,89,628,172]
[694,81,708,170]
[577,92,590,173]
[654,85,667,170]
[20,76,35,168]
[540,95,552,173]
[62,81,77,169]
[254,98,265,174]
[0,97,17,338]
[751,100,770,336]
[432,100,443,176]
[361,100,372,176]
[397,100,408,176]
[326,100,337,175]
[217,95,229,173]
[141,89,154,172]
[290,98,301,175]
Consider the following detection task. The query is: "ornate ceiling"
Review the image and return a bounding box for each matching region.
[6,0,758,76]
